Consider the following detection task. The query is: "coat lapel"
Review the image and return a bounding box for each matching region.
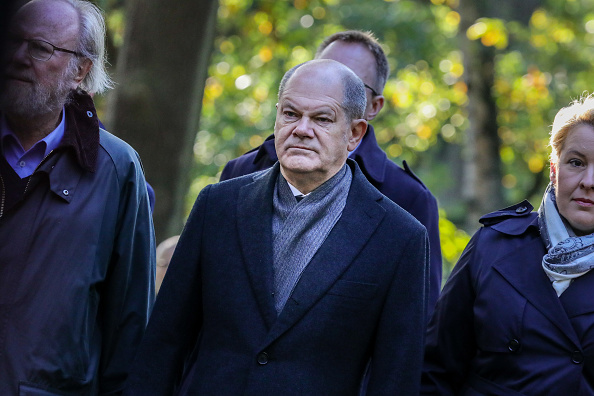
[237,166,278,328]
[492,236,581,347]
[264,164,386,344]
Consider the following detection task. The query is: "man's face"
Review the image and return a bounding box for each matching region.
[274,64,355,189]
[1,0,80,118]
[318,41,383,121]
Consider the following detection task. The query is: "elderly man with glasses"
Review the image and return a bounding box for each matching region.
[0,0,155,394]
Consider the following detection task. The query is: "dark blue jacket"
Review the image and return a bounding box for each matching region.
[220,125,442,311]
[422,201,594,395]
[97,119,155,213]
[126,160,429,396]
[0,91,156,395]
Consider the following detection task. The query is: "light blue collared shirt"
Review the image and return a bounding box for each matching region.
[287,180,309,198]
[0,110,66,178]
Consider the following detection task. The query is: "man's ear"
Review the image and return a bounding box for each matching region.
[366,95,384,121]
[550,161,557,184]
[72,58,92,88]
[347,119,368,151]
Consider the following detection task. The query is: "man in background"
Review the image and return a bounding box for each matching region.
[221,31,442,311]
[0,0,155,393]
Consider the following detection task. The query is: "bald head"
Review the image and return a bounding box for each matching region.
[274,59,368,194]
[19,0,77,26]
[15,0,81,54]
[278,59,367,122]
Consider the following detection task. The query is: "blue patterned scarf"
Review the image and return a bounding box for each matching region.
[538,183,594,296]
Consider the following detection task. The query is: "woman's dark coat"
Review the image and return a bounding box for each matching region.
[422,201,594,395]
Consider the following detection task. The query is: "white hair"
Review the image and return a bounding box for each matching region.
[65,0,114,94]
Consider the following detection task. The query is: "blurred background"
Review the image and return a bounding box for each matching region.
[88,0,594,281]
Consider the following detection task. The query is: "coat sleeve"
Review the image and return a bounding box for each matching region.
[406,187,442,316]
[98,153,156,395]
[219,149,261,181]
[124,185,211,396]
[421,229,481,395]
[220,157,241,181]
[220,138,277,181]
[366,225,429,395]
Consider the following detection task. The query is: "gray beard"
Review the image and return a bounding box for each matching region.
[0,77,73,118]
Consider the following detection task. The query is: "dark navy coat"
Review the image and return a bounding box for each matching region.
[422,201,594,395]
[220,125,442,311]
[126,160,429,396]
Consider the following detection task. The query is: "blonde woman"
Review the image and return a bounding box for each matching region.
[423,96,594,395]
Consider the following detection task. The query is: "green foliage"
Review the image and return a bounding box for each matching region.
[102,0,594,279]
[196,0,469,272]
[493,2,594,206]
[193,0,594,275]
[439,209,471,282]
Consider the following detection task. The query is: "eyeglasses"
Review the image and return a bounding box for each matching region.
[8,37,82,62]
[363,83,380,97]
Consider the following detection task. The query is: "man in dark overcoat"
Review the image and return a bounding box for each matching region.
[220,31,442,312]
[125,59,428,396]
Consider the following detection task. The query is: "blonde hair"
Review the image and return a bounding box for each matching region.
[550,94,594,165]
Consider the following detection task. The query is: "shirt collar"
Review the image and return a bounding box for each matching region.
[0,89,100,173]
[1,109,66,157]
[287,180,308,197]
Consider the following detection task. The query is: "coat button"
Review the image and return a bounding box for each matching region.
[62,189,69,196]
[508,339,521,352]
[515,206,528,214]
[257,352,268,365]
[572,350,584,364]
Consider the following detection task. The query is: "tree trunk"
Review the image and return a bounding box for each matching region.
[105,0,219,241]
[458,0,503,230]
[454,0,541,230]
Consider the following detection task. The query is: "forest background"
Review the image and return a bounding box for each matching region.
[91,0,594,282]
